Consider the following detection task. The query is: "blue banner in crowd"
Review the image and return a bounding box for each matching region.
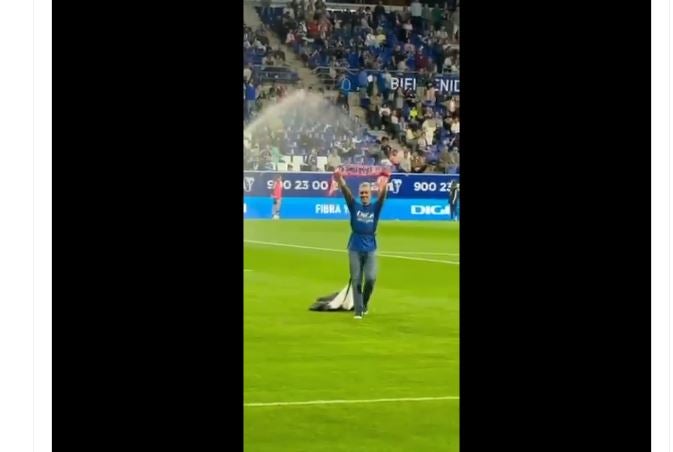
[243,171,459,200]
[347,72,459,96]
[244,197,458,221]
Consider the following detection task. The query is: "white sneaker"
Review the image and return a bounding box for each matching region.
[354,315,362,320]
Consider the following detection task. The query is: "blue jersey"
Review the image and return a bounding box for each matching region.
[346,197,384,252]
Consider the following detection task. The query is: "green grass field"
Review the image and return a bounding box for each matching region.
[244,220,459,452]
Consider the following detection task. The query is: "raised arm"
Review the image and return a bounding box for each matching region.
[375,169,391,212]
[334,169,355,207]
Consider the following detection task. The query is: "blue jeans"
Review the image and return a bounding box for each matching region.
[348,250,378,315]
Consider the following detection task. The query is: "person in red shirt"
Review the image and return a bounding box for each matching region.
[271,175,283,219]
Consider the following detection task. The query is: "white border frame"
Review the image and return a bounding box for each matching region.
[34,0,52,450]
[0,0,51,451]
[0,0,40,450]
[652,0,671,450]
[0,0,670,450]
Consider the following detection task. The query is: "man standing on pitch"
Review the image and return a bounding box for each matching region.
[333,168,390,319]
[271,175,283,219]
[449,180,460,221]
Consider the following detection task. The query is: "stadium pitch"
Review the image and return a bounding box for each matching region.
[244,220,459,451]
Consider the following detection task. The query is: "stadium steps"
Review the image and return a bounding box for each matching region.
[243,2,263,28]
[244,3,323,90]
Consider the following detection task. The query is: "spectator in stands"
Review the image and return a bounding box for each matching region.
[244,64,252,83]
[258,147,274,171]
[365,31,378,48]
[373,1,386,27]
[380,102,392,131]
[443,54,455,74]
[427,58,438,76]
[394,86,405,110]
[399,148,412,172]
[422,115,437,146]
[433,39,446,73]
[380,151,392,167]
[359,11,373,33]
[437,145,452,173]
[379,69,392,101]
[390,110,401,140]
[358,68,369,99]
[326,149,341,171]
[425,82,437,105]
[398,6,411,24]
[396,56,408,71]
[422,3,432,31]
[452,5,460,40]
[244,146,255,170]
[416,129,430,153]
[271,145,282,167]
[299,46,311,66]
[244,81,257,121]
[447,96,458,115]
[432,4,444,32]
[402,19,413,34]
[409,103,420,122]
[404,124,418,149]
[410,153,428,173]
[389,147,401,166]
[275,47,286,62]
[419,27,433,46]
[435,25,449,41]
[450,116,460,135]
[441,110,452,130]
[410,0,422,30]
[449,147,460,165]
[337,73,351,111]
[262,51,275,66]
[368,92,383,129]
[391,44,404,68]
[307,149,319,171]
[375,27,387,47]
[380,136,391,159]
[254,36,266,53]
[261,0,272,17]
[451,52,460,72]
[365,137,386,164]
[285,28,295,45]
[414,79,427,105]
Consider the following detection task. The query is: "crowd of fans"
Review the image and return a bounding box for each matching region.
[243,23,287,69]
[261,0,459,74]
[244,1,460,175]
[244,85,459,175]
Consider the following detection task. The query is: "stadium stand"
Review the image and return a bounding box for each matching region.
[244,23,301,85]
[244,1,459,175]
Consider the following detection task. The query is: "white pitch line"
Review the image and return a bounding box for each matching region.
[244,395,459,407]
[244,240,459,265]
[383,251,459,256]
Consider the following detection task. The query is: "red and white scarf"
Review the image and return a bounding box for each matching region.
[326,164,390,196]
